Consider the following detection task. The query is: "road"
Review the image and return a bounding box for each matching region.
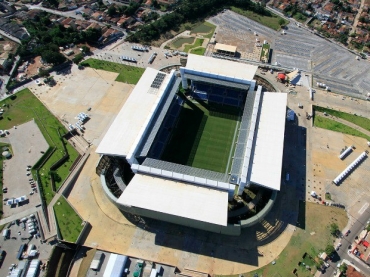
[321,206,370,276]
[25,4,125,32]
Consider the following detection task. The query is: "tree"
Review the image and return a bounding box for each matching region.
[81,45,90,53]
[41,50,66,65]
[84,28,102,43]
[330,223,339,237]
[153,0,160,9]
[38,69,50,78]
[366,224,370,231]
[325,244,335,255]
[107,5,117,17]
[73,53,84,64]
[339,263,347,273]
[278,18,286,26]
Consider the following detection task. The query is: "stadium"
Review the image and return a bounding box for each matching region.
[96,55,287,235]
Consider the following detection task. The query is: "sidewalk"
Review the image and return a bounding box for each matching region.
[0,206,40,225]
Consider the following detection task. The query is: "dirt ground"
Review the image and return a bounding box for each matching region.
[26,56,44,77]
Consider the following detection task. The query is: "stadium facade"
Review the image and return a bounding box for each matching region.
[96,55,287,236]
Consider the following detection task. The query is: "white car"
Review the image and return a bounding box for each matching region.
[35,79,41,86]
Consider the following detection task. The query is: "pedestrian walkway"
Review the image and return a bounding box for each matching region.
[0,206,40,225]
[43,150,91,240]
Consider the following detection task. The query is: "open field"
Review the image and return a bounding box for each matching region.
[81,59,145,84]
[184,38,204,52]
[241,202,348,277]
[314,115,370,141]
[191,22,216,39]
[172,37,195,49]
[314,106,370,132]
[54,196,83,242]
[161,99,240,173]
[230,7,287,31]
[190,47,206,55]
[0,89,79,204]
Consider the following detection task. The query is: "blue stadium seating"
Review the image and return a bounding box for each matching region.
[209,94,223,103]
[193,92,208,101]
[224,98,239,106]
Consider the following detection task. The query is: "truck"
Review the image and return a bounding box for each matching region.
[2,229,9,239]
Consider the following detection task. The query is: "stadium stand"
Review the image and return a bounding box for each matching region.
[142,158,229,182]
[192,82,247,107]
[135,77,181,158]
[229,90,258,179]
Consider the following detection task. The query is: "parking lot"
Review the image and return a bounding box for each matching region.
[207,10,370,97]
[0,213,53,277]
[2,120,48,217]
[209,10,275,58]
[83,251,176,277]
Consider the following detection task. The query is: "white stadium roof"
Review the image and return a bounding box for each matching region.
[117,174,229,226]
[250,92,287,190]
[96,68,170,157]
[185,54,258,81]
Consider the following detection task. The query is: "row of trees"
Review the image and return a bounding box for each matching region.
[127,0,272,43]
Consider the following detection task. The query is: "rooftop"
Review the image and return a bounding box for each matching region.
[96,68,171,157]
[185,54,258,81]
[117,174,229,226]
[214,43,237,53]
[250,92,287,190]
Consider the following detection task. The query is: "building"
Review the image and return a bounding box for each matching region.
[213,43,237,56]
[96,55,287,235]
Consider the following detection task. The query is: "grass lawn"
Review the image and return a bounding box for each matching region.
[0,89,79,204]
[184,38,204,53]
[191,22,216,39]
[190,47,206,56]
[314,115,370,141]
[54,196,83,242]
[260,43,270,61]
[161,98,240,173]
[293,12,308,23]
[314,106,370,132]
[80,59,145,84]
[172,37,195,49]
[238,202,348,277]
[231,6,288,31]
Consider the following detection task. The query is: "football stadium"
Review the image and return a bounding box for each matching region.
[96,55,287,235]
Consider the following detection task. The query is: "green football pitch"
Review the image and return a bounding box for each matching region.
[160,98,241,173]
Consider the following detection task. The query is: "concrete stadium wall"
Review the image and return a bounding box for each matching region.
[100,172,275,235]
[100,174,133,214]
[129,206,241,236]
[239,190,277,228]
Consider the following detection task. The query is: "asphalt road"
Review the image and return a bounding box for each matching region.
[321,206,370,276]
